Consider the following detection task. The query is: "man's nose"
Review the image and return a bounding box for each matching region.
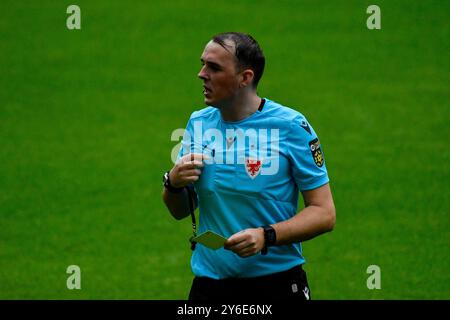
[198,66,208,80]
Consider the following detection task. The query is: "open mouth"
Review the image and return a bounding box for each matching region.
[203,85,212,96]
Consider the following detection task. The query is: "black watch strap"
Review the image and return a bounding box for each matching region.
[261,225,276,255]
[163,171,184,193]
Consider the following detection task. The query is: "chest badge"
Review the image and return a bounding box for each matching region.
[245,158,262,179]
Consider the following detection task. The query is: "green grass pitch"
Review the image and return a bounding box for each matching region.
[0,0,448,299]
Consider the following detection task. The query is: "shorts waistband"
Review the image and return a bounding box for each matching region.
[197,264,304,283]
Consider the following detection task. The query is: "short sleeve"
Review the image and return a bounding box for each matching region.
[176,114,199,206]
[177,114,195,163]
[287,115,329,191]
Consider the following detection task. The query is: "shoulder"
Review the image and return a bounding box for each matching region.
[264,99,318,144]
[189,106,219,121]
[263,98,309,127]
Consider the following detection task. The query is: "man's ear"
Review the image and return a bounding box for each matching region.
[239,69,255,88]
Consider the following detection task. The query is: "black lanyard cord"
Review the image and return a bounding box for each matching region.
[186,185,197,250]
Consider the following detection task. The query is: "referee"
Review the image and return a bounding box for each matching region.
[162,32,336,301]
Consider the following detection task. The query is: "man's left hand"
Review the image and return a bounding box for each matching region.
[224,228,265,258]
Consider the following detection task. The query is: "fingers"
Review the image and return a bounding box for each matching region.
[182,161,204,170]
[239,246,260,258]
[224,228,264,258]
[171,153,209,187]
[179,153,209,170]
[225,230,246,247]
[179,169,202,177]
[226,241,259,258]
[184,175,200,183]
[172,167,201,186]
[230,241,255,253]
[181,153,209,163]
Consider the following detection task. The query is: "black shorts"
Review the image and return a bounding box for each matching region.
[188,265,311,301]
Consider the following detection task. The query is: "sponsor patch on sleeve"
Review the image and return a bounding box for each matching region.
[309,138,324,167]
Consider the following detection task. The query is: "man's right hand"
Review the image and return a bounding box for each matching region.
[169,153,208,188]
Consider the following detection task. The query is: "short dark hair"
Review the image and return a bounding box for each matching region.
[212,32,265,88]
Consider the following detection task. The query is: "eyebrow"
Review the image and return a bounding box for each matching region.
[200,58,222,69]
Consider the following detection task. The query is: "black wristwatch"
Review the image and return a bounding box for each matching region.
[163,171,185,193]
[261,225,277,255]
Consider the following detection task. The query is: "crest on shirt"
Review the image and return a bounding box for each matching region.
[309,138,324,167]
[245,158,262,179]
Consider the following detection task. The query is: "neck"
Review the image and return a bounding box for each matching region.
[219,92,261,122]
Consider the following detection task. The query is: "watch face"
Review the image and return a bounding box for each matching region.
[265,227,276,246]
[268,230,276,242]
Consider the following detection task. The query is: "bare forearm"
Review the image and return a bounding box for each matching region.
[272,205,335,245]
[162,188,191,220]
[225,183,336,257]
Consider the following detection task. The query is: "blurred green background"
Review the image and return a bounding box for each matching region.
[0,0,448,299]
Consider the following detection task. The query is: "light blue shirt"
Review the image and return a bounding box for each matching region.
[178,98,329,279]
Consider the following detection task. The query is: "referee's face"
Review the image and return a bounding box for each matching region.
[198,40,241,108]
